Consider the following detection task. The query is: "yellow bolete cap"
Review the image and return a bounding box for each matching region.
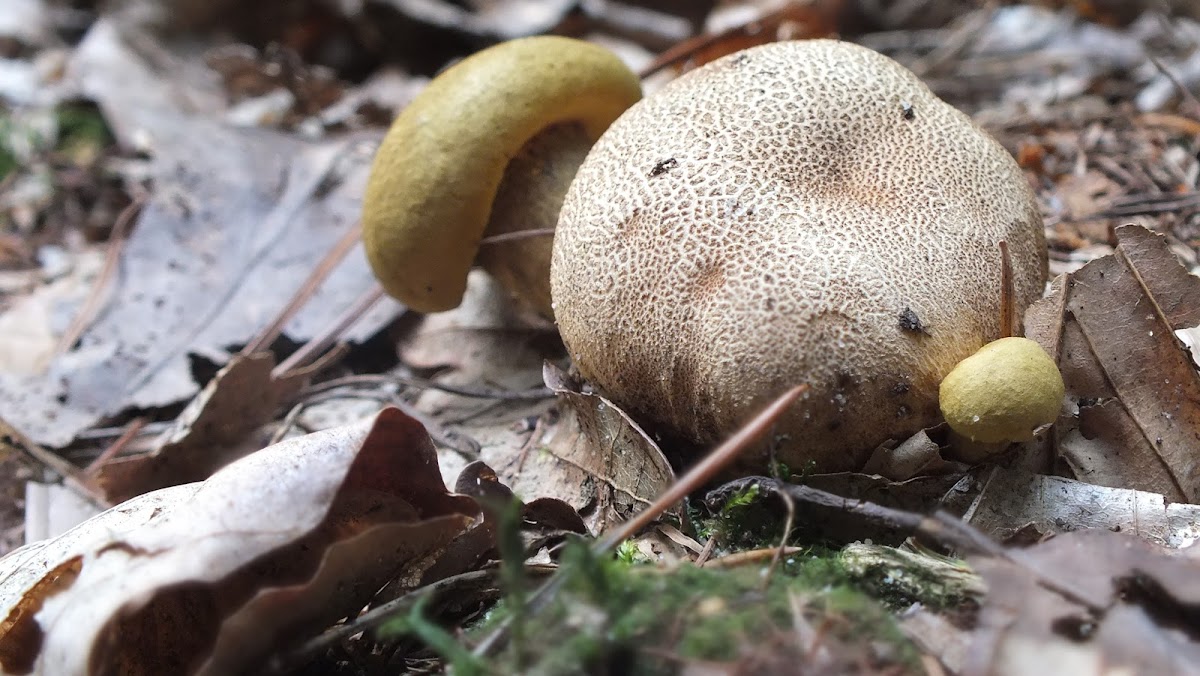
[361,36,642,313]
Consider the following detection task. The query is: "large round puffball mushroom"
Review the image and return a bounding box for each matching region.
[551,40,1048,474]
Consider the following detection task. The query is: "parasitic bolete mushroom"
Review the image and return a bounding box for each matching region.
[361,36,641,316]
[550,40,1048,474]
[939,336,1064,446]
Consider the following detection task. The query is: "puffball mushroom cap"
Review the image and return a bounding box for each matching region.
[550,40,1048,473]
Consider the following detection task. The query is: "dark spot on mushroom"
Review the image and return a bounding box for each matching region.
[732,53,751,67]
[649,158,678,177]
[896,404,911,418]
[891,380,911,395]
[834,370,858,389]
[898,306,929,335]
[901,100,915,120]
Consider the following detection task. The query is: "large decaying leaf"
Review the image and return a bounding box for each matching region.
[966,529,1200,676]
[1025,224,1200,503]
[0,407,478,675]
[0,21,400,450]
[962,467,1200,547]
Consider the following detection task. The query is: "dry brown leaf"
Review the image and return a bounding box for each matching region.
[96,352,305,503]
[493,363,676,535]
[860,428,964,481]
[0,407,478,675]
[966,529,1200,676]
[1025,224,1200,503]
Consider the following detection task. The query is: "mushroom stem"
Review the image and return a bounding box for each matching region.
[480,123,593,317]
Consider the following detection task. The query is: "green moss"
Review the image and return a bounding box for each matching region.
[0,103,113,182]
[838,542,983,611]
[461,542,922,675]
[54,104,113,167]
[382,490,972,674]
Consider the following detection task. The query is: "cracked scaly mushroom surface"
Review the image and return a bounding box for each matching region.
[551,40,1047,473]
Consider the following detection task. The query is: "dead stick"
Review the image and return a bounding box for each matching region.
[998,240,1014,339]
[243,220,363,356]
[54,194,147,355]
[272,282,384,377]
[84,417,147,476]
[593,384,808,553]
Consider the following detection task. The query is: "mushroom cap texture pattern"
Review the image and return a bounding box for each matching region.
[362,36,641,313]
[551,39,1048,473]
[939,337,1065,444]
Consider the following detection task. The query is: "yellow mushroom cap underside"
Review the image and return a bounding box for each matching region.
[362,36,642,312]
[551,39,1048,474]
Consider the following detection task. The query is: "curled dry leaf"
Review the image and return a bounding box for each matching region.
[492,363,676,535]
[1025,224,1200,503]
[96,352,306,503]
[0,407,478,675]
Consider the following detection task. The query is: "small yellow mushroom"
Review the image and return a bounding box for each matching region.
[938,337,1065,444]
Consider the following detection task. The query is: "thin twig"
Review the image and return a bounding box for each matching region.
[54,193,147,355]
[595,385,807,553]
[694,534,717,566]
[703,546,805,570]
[478,229,555,246]
[762,487,796,588]
[272,282,385,377]
[909,4,996,79]
[998,240,1013,339]
[84,417,147,475]
[243,221,364,356]
[302,374,554,401]
[0,419,111,510]
[471,384,808,657]
[268,401,308,446]
[1147,53,1200,119]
